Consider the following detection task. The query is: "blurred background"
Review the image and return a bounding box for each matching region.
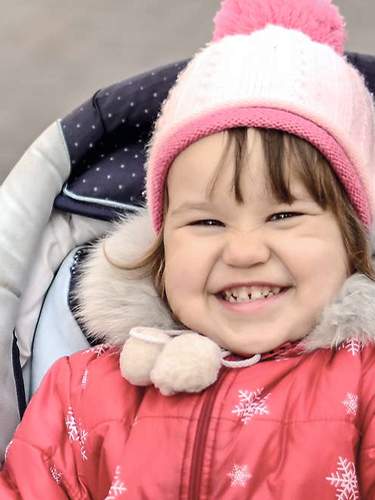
[0,0,374,182]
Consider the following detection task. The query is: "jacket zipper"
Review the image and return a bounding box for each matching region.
[188,368,229,500]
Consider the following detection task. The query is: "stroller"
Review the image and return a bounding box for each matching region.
[0,52,374,461]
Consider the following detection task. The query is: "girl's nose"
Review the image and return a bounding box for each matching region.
[221,229,271,268]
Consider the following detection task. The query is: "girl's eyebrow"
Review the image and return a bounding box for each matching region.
[170,201,214,216]
[170,192,314,217]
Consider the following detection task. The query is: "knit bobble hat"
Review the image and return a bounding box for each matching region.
[146,0,375,233]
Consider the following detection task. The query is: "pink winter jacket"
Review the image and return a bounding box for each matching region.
[1,340,375,499]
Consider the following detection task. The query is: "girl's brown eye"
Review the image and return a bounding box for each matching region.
[268,212,302,222]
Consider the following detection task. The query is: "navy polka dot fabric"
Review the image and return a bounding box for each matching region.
[55,59,188,221]
[347,53,375,96]
[54,53,375,222]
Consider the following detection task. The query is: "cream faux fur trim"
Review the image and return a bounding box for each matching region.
[303,273,375,350]
[74,209,178,346]
[75,208,375,351]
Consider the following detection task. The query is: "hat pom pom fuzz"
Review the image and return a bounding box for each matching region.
[212,0,346,54]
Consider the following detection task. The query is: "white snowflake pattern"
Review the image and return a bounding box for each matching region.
[105,465,127,499]
[326,457,359,500]
[84,344,111,358]
[49,465,63,484]
[342,393,358,416]
[65,406,88,461]
[232,388,270,424]
[339,338,363,357]
[227,464,252,487]
[79,429,89,461]
[81,368,89,388]
[66,408,79,441]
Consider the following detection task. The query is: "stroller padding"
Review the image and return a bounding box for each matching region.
[0,121,71,458]
[55,60,188,221]
[30,248,90,396]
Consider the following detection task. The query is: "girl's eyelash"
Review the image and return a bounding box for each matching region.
[268,211,302,222]
[189,212,302,226]
[190,219,223,227]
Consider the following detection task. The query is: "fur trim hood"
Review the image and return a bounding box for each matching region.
[75,208,375,353]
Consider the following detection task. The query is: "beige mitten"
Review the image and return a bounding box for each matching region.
[120,327,222,395]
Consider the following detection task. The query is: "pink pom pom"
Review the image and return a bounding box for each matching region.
[212,0,346,54]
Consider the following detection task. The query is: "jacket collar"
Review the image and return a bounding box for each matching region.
[75,208,375,354]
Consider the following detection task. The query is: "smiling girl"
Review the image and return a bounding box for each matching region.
[162,129,352,356]
[1,0,375,498]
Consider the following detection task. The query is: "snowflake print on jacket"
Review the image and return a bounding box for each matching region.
[227,464,252,487]
[326,457,359,500]
[339,338,364,357]
[105,466,127,499]
[49,465,62,485]
[342,393,358,416]
[81,368,89,388]
[232,388,271,424]
[65,406,88,461]
[84,344,111,358]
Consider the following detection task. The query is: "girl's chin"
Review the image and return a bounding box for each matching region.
[226,344,278,356]
[215,329,303,356]
[214,335,282,356]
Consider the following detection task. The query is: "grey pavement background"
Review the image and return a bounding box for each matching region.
[0,0,374,182]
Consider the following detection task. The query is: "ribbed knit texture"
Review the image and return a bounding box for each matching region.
[146,20,375,233]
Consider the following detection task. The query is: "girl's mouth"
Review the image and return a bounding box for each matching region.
[215,286,290,314]
[220,285,284,303]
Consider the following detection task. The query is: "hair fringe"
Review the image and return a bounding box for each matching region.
[103,127,375,314]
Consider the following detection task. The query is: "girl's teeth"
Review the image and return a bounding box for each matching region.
[251,289,263,300]
[222,286,282,303]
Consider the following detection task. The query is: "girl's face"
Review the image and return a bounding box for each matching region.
[163,130,349,355]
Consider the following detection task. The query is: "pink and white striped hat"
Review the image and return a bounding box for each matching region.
[146,0,375,233]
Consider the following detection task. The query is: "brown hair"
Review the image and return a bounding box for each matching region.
[110,127,375,303]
